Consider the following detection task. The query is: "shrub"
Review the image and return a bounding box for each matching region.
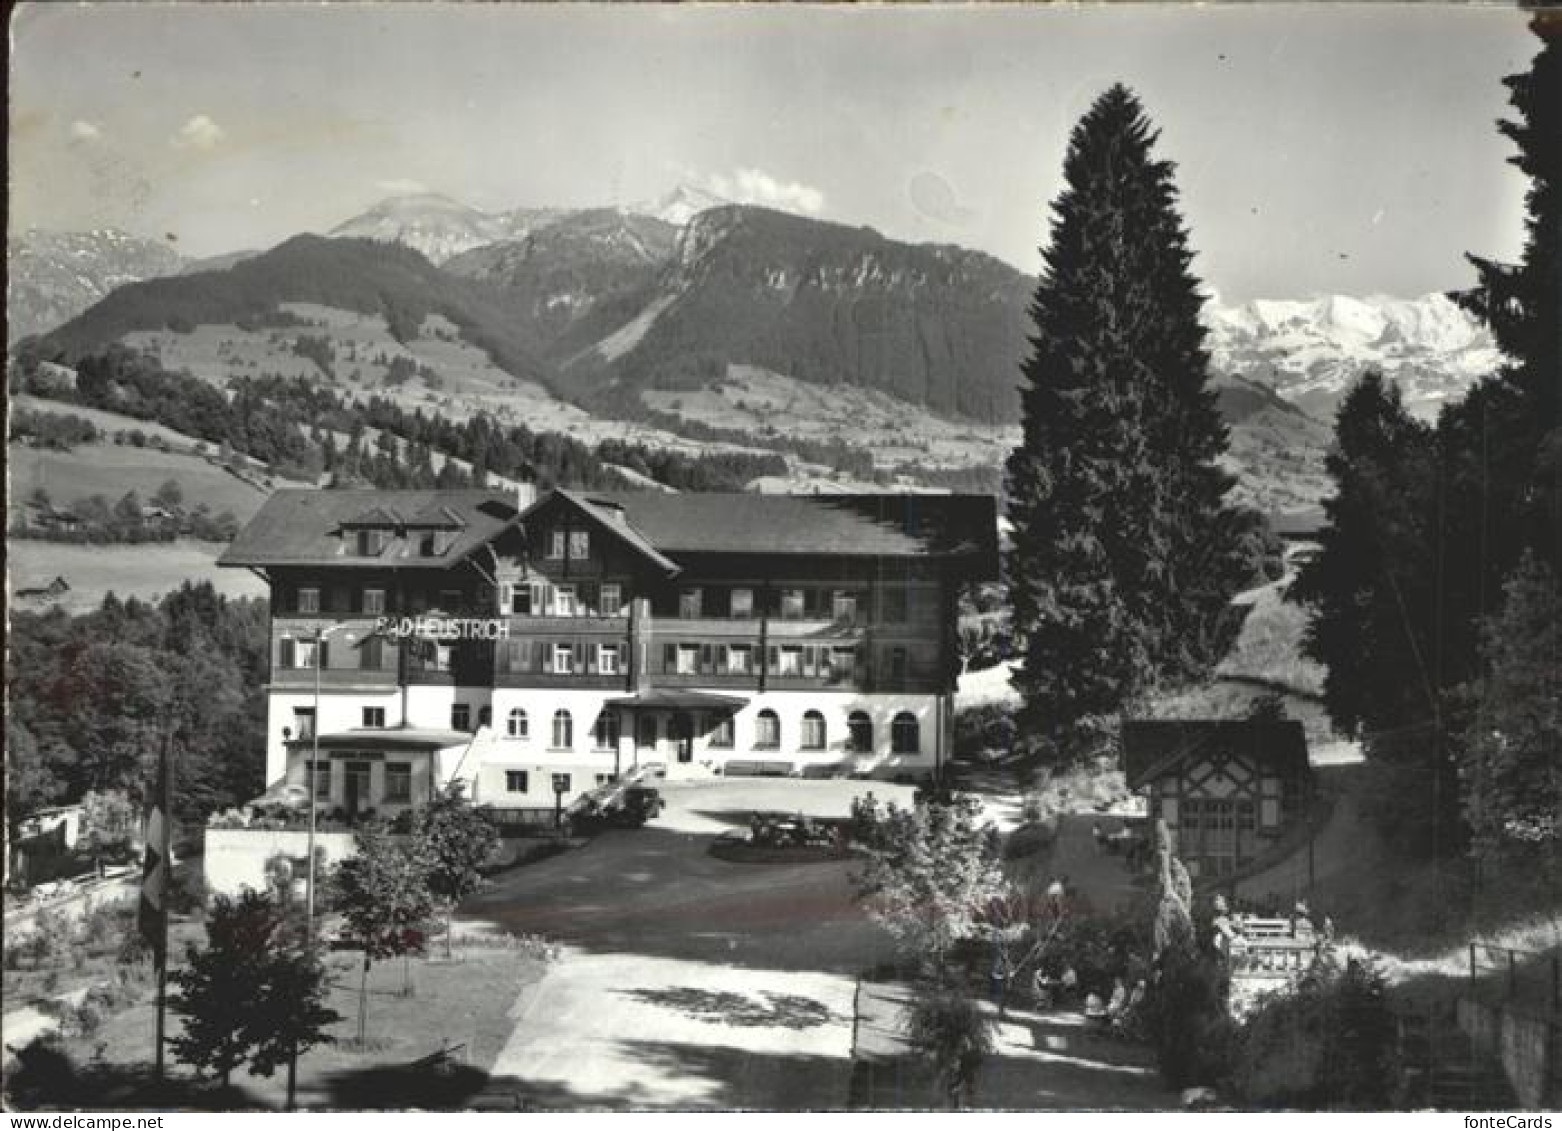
[905,979,997,1109]
[1233,953,1398,1109]
[1143,942,1237,1090]
[953,703,1016,760]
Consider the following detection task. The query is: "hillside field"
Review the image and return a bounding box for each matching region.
[9,443,270,521]
[9,538,267,613]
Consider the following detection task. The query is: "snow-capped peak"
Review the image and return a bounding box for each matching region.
[1203,291,1501,421]
[635,183,730,227]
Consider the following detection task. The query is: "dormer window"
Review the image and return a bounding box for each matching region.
[421,530,455,557]
[357,529,388,557]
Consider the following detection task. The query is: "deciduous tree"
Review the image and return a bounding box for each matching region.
[333,822,434,1044]
[414,783,498,957]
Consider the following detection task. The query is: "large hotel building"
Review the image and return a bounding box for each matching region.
[219,488,998,824]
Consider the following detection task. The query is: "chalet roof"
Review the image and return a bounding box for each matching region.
[537,489,682,576]
[582,491,999,566]
[221,487,1001,575]
[218,490,518,570]
[342,505,405,528]
[405,503,467,529]
[1121,719,1311,788]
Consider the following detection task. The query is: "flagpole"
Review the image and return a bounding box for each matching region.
[153,724,173,1082]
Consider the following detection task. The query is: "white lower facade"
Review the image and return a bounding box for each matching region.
[263,683,950,810]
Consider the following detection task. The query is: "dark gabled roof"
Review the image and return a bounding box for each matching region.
[406,503,467,529]
[222,487,1001,575]
[544,489,681,576]
[218,490,517,570]
[1121,719,1311,788]
[583,491,999,567]
[342,505,405,528]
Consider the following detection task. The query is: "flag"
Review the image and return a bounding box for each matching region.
[138,800,167,970]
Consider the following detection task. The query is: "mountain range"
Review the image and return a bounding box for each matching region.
[7,228,187,344]
[1205,292,1502,421]
[10,188,1506,507]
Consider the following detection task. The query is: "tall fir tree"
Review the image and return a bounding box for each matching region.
[1005,84,1244,754]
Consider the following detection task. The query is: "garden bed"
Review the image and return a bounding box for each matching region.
[708,833,858,865]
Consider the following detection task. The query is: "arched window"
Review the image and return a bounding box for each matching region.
[891,712,920,755]
[552,709,573,749]
[800,710,826,751]
[847,711,874,754]
[506,708,529,739]
[593,710,620,751]
[754,709,780,750]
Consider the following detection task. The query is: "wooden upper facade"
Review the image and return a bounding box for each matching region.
[223,487,999,699]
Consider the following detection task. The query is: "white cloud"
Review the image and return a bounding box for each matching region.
[171,114,226,150]
[69,120,102,143]
[375,178,429,196]
[705,167,825,216]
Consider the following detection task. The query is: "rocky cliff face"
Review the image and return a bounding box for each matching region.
[569,205,1034,424]
[8,229,187,343]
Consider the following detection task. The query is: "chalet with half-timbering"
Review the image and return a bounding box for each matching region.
[1123,718,1313,880]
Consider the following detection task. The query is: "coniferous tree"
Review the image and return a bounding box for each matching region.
[1292,374,1437,735]
[1005,84,1244,754]
[1460,551,1562,861]
[1295,16,1559,857]
[1290,374,1455,851]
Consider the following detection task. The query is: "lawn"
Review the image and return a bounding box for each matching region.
[10,940,551,1111]
[1215,580,1327,699]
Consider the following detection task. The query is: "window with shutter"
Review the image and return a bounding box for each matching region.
[700,643,714,672]
[318,641,331,670]
[664,643,678,672]
[279,638,296,668]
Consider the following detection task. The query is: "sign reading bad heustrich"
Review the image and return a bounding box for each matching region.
[375,616,511,641]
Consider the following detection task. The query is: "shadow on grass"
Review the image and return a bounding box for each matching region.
[322,1039,851,1111]
[3,1040,273,1111]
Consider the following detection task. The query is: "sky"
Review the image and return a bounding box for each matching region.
[8,3,1540,302]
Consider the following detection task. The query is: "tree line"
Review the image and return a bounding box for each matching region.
[10,345,789,494]
[1291,14,1560,866]
[6,584,270,833]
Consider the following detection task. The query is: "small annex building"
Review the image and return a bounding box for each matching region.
[1122,718,1313,880]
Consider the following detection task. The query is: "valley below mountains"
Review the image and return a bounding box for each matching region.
[9,189,1503,513]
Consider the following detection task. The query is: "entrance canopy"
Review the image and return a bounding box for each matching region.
[603,689,748,712]
[284,726,476,753]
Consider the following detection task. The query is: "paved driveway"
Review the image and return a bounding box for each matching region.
[463,779,908,1109]
[487,950,857,1109]
[466,779,915,973]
